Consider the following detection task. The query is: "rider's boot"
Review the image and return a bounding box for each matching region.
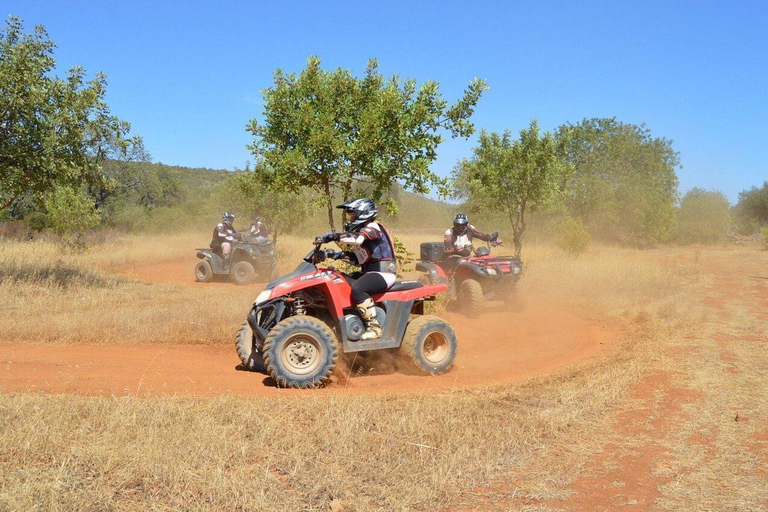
[223,254,231,272]
[356,298,382,341]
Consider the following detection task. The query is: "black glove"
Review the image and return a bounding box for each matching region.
[490,231,499,241]
[313,250,327,263]
[321,232,340,243]
[326,250,345,260]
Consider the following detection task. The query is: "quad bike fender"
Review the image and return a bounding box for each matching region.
[415,261,448,283]
[197,250,225,274]
[263,269,353,320]
[455,261,489,280]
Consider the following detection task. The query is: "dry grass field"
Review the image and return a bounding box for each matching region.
[1,232,767,510]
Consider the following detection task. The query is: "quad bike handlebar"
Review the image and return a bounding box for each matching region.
[306,238,346,265]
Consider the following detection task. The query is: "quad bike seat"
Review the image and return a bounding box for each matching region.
[388,280,423,291]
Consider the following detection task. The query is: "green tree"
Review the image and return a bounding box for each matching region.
[44,186,101,245]
[452,120,567,258]
[734,181,768,233]
[676,188,731,244]
[247,56,487,230]
[556,118,679,245]
[0,16,142,211]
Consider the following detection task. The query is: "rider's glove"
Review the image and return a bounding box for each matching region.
[321,232,340,243]
[326,250,345,260]
[490,231,499,241]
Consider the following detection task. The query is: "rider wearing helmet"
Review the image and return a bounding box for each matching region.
[444,213,500,258]
[211,212,239,271]
[320,198,397,341]
[249,216,270,242]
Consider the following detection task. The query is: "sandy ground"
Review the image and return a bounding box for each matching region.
[0,257,620,396]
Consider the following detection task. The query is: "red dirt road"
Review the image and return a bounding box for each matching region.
[0,259,620,396]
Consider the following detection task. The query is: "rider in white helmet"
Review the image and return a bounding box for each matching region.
[320,198,396,341]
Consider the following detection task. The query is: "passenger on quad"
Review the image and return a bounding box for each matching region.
[211,212,240,271]
[319,198,397,341]
[444,213,501,258]
[249,216,270,243]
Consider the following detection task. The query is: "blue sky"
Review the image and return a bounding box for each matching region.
[5,1,768,203]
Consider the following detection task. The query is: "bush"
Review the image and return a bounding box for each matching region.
[44,187,101,247]
[556,217,590,256]
[676,188,730,244]
[24,212,52,231]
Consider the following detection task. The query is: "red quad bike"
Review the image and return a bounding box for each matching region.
[235,240,458,389]
[416,240,523,317]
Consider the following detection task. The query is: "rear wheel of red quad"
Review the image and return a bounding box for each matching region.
[399,315,457,375]
[195,260,214,283]
[235,321,264,371]
[232,261,255,285]
[263,316,339,389]
[457,279,483,317]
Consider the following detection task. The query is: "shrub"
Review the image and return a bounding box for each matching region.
[24,212,52,231]
[44,187,101,248]
[556,217,590,256]
[676,188,730,244]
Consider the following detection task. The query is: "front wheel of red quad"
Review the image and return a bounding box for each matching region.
[262,316,339,389]
[399,315,458,375]
[457,278,483,318]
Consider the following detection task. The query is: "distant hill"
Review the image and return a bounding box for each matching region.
[100,160,458,234]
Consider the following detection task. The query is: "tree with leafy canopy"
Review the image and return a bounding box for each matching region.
[676,188,731,244]
[452,120,567,258]
[0,16,142,212]
[246,56,487,230]
[556,118,679,245]
[734,181,768,233]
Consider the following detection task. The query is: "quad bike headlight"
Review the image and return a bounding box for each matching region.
[254,289,272,306]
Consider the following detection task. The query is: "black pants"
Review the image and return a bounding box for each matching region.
[351,273,389,304]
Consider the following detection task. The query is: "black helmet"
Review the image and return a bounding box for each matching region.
[222,212,235,225]
[336,198,377,232]
[453,213,469,235]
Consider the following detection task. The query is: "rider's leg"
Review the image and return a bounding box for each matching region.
[222,242,232,270]
[351,272,396,341]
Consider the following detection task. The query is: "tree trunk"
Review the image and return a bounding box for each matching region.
[0,180,27,211]
[323,179,335,231]
[511,199,527,259]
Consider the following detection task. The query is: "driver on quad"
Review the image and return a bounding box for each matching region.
[444,213,501,258]
[211,212,240,271]
[319,198,397,341]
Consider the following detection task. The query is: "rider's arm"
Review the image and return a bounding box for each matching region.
[216,225,236,242]
[337,233,364,247]
[443,229,456,253]
[469,225,493,242]
[337,225,381,247]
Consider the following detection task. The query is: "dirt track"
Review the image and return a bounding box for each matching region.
[0,258,620,396]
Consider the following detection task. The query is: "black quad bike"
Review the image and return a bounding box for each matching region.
[195,233,278,285]
[416,240,523,317]
[235,240,458,389]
